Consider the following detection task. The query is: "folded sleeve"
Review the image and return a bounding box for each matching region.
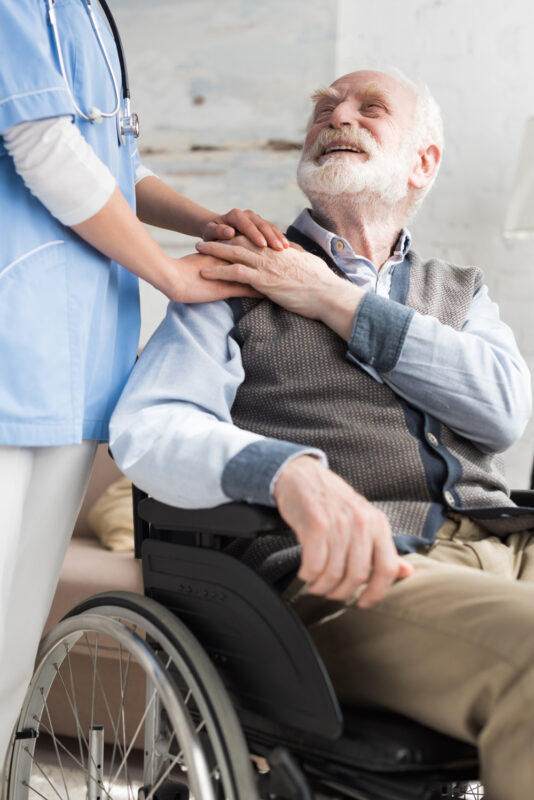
[348,285,531,453]
[0,0,74,135]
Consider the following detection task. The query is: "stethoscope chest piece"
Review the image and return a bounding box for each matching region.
[121,108,140,139]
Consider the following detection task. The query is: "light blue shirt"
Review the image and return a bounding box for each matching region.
[110,211,531,509]
[0,0,140,445]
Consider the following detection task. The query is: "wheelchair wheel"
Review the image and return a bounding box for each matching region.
[5,592,258,800]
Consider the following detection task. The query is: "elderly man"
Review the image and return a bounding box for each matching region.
[110,70,533,800]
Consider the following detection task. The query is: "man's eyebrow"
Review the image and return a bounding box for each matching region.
[310,86,342,105]
[357,83,392,105]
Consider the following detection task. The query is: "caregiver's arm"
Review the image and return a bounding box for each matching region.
[135,174,288,249]
[109,300,324,507]
[2,116,258,302]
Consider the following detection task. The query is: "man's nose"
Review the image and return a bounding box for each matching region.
[329,101,358,129]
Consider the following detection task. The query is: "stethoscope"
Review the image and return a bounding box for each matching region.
[46,0,140,140]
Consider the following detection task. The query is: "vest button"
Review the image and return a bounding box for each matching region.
[444,490,455,506]
[427,432,439,447]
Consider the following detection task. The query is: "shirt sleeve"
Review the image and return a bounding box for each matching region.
[0,0,74,134]
[348,286,531,453]
[3,116,116,225]
[109,300,326,508]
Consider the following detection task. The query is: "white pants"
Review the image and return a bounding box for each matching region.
[0,442,97,763]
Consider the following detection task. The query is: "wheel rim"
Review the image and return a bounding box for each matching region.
[7,615,215,800]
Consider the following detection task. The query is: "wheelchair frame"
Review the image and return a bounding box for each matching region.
[8,484,513,800]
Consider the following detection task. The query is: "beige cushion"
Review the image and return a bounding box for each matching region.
[45,536,143,632]
[87,475,135,551]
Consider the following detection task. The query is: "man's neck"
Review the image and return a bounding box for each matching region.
[310,196,408,271]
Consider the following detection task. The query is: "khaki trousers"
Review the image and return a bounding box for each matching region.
[285,514,534,800]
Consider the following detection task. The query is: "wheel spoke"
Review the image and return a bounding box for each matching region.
[41,689,71,800]
[22,780,61,800]
[55,655,89,760]
[22,747,64,800]
[82,633,129,766]
[108,687,159,792]
[34,717,115,800]
[144,751,184,800]
[108,642,132,781]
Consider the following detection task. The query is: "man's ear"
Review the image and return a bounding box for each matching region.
[409,144,440,190]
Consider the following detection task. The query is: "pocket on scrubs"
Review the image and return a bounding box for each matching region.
[0,241,75,429]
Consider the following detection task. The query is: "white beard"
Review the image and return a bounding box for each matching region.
[296,126,414,214]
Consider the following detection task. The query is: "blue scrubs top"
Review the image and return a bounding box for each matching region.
[0,0,140,445]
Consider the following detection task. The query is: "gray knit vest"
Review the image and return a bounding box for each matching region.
[230,228,534,552]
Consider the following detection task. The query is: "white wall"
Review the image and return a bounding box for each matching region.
[115,0,534,487]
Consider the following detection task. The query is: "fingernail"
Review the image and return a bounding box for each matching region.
[259,236,268,247]
[224,227,233,237]
[282,237,290,247]
[202,267,213,274]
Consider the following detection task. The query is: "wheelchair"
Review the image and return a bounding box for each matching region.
[10,483,529,800]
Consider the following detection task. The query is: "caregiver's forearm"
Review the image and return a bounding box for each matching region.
[72,186,179,297]
[135,174,215,237]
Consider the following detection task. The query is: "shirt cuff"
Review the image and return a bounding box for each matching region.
[348,292,415,373]
[221,439,327,506]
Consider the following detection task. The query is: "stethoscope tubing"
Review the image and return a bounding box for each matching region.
[46,0,138,135]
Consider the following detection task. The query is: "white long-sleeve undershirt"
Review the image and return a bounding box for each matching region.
[3,115,154,225]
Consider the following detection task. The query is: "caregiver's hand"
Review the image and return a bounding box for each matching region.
[195,236,365,340]
[201,209,289,251]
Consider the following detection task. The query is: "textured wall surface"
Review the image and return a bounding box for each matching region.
[114,0,534,486]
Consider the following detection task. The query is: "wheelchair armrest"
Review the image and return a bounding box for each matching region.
[137,497,288,538]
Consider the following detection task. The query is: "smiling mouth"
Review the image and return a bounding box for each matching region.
[322,145,365,155]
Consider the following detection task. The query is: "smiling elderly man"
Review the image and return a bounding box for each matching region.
[110,70,534,799]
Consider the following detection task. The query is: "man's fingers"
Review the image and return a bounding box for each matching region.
[325,531,373,601]
[298,528,329,585]
[397,558,415,578]
[306,528,350,597]
[196,240,262,267]
[200,262,259,286]
[356,537,403,609]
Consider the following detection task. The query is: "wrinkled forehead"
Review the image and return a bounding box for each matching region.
[315,70,417,115]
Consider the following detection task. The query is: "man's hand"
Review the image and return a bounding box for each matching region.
[201,209,289,251]
[195,237,364,340]
[165,253,260,303]
[273,455,414,606]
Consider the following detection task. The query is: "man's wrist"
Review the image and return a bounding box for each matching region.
[272,453,324,502]
[318,281,364,341]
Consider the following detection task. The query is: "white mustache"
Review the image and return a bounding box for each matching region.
[305,127,379,163]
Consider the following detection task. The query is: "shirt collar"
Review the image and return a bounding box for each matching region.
[291,208,411,265]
